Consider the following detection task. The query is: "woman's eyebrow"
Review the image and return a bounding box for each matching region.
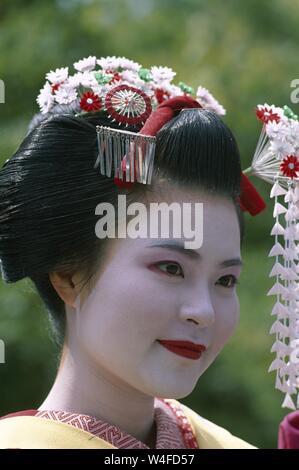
[146,242,243,268]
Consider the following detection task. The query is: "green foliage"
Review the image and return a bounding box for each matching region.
[0,0,298,448]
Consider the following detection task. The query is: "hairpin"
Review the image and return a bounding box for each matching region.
[94,125,156,184]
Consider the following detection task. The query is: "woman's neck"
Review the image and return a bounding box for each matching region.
[38,343,157,447]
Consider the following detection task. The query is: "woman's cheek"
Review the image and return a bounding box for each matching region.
[223,301,240,338]
[214,298,240,344]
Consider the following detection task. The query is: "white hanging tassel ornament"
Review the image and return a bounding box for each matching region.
[246,103,299,410]
[268,178,299,409]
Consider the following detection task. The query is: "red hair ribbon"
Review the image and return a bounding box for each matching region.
[239,172,266,215]
[114,95,266,216]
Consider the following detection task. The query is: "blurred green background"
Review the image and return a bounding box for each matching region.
[0,0,298,449]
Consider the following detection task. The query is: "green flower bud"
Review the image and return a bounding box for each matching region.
[138,68,152,82]
[94,72,111,85]
[283,105,298,121]
[178,81,194,95]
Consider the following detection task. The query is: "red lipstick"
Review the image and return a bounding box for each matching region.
[157,340,206,360]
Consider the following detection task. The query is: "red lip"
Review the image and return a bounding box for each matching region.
[157,340,206,360]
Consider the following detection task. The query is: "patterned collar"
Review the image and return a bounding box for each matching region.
[35,398,198,449]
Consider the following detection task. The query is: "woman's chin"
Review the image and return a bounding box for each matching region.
[140,377,198,400]
[153,387,196,400]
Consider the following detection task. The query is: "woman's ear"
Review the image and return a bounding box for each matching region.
[49,271,83,308]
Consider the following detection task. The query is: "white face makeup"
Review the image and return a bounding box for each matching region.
[73,187,242,400]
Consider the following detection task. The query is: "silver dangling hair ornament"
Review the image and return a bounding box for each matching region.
[94,126,156,185]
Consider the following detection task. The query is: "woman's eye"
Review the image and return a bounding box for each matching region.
[155,261,184,277]
[217,275,239,288]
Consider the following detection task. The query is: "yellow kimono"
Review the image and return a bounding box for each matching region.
[0,399,256,449]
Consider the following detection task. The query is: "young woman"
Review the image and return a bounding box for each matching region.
[0,56,265,448]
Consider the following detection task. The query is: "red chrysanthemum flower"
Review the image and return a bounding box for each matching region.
[256,105,281,124]
[280,155,299,179]
[51,83,61,93]
[106,70,122,84]
[155,88,170,104]
[80,91,102,112]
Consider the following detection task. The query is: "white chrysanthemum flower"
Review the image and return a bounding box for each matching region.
[150,66,176,84]
[67,73,83,88]
[97,56,122,71]
[270,139,295,159]
[36,82,55,113]
[196,86,211,102]
[91,81,119,99]
[90,83,108,96]
[121,70,139,84]
[46,67,68,84]
[196,86,226,115]
[266,121,289,141]
[118,57,141,72]
[116,70,154,96]
[210,101,226,115]
[74,55,97,72]
[286,120,299,147]
[74,71,98,88]
[139,83,155,97]
[159,82,182,97]
[54,84,78,105]
[122,72,148,90]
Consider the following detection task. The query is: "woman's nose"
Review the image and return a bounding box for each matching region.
[179,290,215,328]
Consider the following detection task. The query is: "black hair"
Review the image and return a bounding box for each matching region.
[0,108,244,347]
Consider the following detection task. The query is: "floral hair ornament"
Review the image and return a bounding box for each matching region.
[36,56,227,187]
[244,103,299,410]
[36,55,266,214]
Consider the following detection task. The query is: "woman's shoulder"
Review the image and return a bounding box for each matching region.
[171,399,257,449]
[0,409,115,449]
